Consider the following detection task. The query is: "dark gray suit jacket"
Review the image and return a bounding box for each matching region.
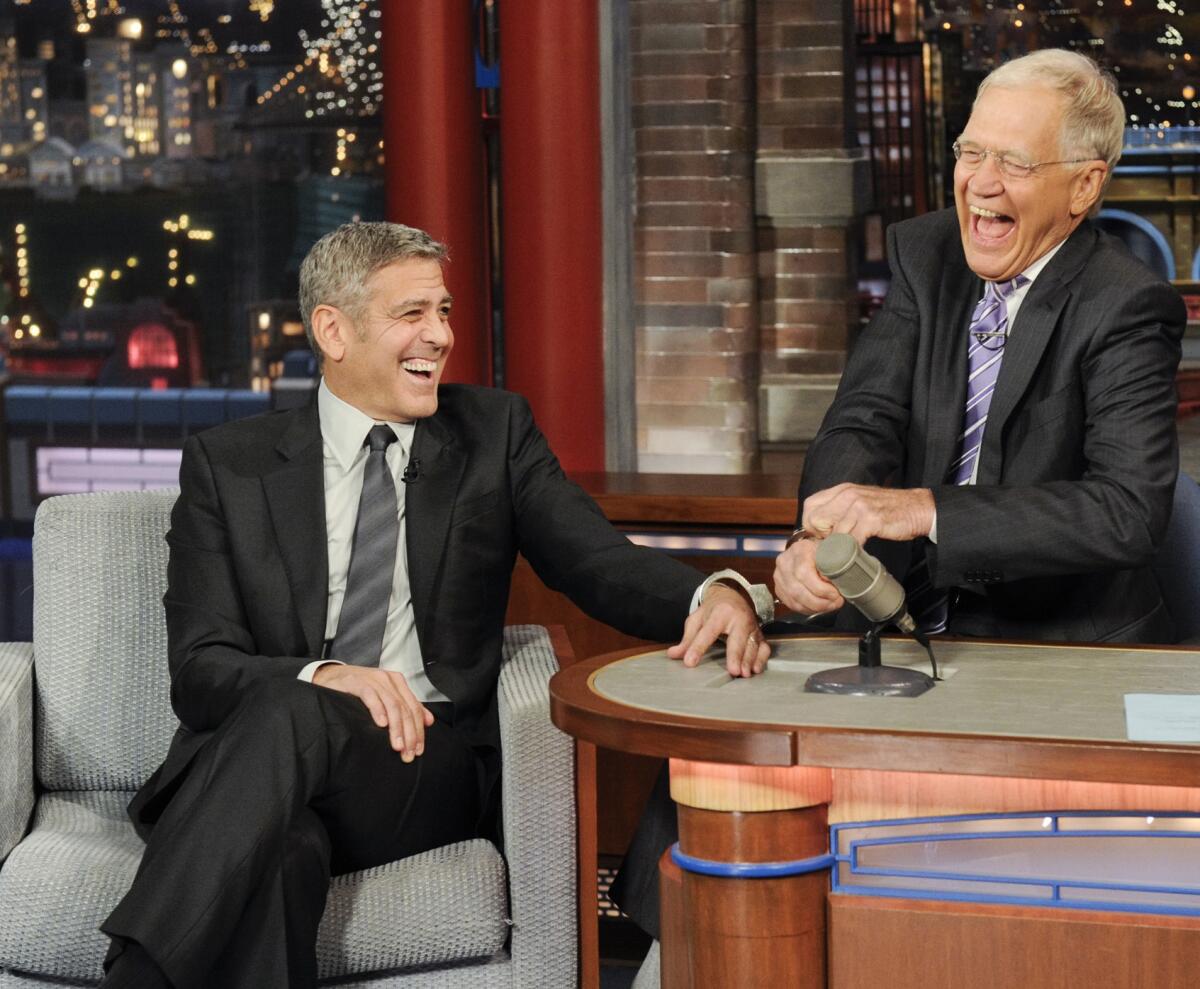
[801,209,1186,643]
[129,385,703,833]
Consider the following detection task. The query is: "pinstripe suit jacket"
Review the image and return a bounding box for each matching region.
[128,385,702,835]
[800,208,1186,643]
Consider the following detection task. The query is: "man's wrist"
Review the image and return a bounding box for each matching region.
[698,568,775,625]
[301,659,344,683]
[785,527,813,549]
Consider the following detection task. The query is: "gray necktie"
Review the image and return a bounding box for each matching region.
[329,424,398,665]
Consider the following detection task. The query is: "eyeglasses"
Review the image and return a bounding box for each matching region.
[952,141,1098,180]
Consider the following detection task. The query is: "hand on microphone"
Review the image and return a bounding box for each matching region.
[801,484,935,544]
[775,485,934,615]
[773,535,845,616]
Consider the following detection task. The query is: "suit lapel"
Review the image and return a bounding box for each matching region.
[262,404,328,658]
[924,253,980,486]
[406,410,466,644]
[978,222,1096,485]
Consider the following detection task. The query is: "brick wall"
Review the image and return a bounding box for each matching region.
[630,0,759,474]
[755,0,863,462]
[628,0,865,473]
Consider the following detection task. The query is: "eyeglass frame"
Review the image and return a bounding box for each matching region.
[952,140,1101,180]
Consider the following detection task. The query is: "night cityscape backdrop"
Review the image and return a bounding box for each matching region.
[0,1,1194,639]
[0,0,385,390]
[1,2,1198,393]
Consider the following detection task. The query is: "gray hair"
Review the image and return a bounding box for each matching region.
[976,49,1125,214]
[298,221,448,362]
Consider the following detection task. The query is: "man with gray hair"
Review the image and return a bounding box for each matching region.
[772,48,1185,643]
[98,221,770,987]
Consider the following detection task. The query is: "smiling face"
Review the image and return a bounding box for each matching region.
[954,84,1107,282]
[313,257,454,421]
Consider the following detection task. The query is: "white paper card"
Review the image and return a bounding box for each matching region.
[1124,693,1200,743]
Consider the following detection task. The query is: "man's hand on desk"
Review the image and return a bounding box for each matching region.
[667,584,770,679]
[801,483,935,544]
[311,665,434,762]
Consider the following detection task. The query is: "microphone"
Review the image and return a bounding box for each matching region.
[401,459,421,484]
[813,533,917,634]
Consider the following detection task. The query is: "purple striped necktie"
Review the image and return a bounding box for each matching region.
[947,275,1028,485]
[908,274,1028,633]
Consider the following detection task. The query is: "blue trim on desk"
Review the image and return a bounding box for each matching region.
[831,811,1200,917]
[670,842,835,879]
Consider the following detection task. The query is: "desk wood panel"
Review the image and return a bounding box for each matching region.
[570,471,797,526]
[829,895,1200,989]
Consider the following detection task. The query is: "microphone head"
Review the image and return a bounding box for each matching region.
[814,533,906,625]
[814,533,859,579]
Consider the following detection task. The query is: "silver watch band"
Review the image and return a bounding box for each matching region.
[698,568,775,626]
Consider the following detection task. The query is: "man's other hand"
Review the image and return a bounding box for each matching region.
[667,584,770,678]
[311,665,434,762]
[772,535,845,616]
[802,484,935,543]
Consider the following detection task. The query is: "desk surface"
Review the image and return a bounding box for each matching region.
[549,635,1200,789]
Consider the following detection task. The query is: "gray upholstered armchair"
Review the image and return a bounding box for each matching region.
[0,491,578,987]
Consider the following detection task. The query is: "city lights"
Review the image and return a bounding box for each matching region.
[15,224,29,298]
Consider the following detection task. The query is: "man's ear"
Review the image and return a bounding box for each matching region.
[1070,161,1107,218]
[310,304,348,364]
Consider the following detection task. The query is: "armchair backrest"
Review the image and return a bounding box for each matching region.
[32,490,179,792]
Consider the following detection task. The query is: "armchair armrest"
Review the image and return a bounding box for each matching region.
[0,642,34,864]
[498,624,577,988]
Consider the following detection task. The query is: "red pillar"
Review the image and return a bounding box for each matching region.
[499,1,605,472]
[380,0,489,386]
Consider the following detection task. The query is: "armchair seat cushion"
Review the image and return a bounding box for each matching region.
[0,792,510,984]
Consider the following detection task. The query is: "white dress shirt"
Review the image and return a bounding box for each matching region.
[297,379,450,703]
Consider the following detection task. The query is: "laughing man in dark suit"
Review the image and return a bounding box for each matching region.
[774,49,1185,644]
[98,222,771,988]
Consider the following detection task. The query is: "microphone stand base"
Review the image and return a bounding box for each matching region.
[804,664,935,697]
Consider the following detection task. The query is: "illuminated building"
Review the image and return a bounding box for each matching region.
[159,47,192,158]
[130,54,160,156]
[9,298,204,390]
[0,30,22,146]
[0,25,48,152]
[246,300,308,392]
[77,137,124,190]
[84,37,132,148]
[18,61,48,146]
[27,136,74,199]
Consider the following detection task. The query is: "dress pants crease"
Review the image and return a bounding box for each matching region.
[102,679,481,989]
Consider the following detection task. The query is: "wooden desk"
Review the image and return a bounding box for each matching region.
[551,635,1200,988]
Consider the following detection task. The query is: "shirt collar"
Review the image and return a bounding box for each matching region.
[318,378,414,474]
[1016,239,1065,287]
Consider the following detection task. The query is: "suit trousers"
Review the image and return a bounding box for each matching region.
[102,678,482,989]
[609,764,673,941]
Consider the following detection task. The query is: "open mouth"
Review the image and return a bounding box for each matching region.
[970,204,1015,243]
[401,358,437,380]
